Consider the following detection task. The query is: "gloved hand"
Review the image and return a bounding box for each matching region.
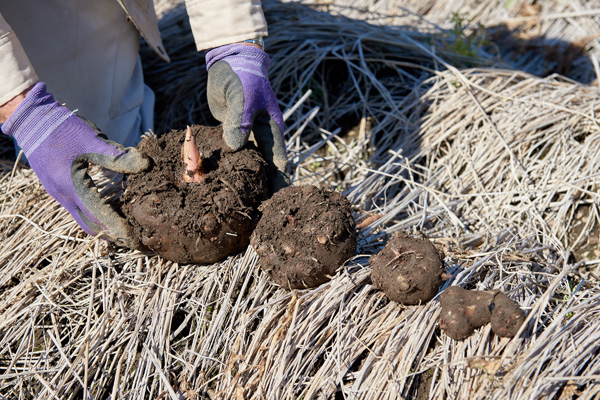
[206,43,289,190]
[1,82,149,248]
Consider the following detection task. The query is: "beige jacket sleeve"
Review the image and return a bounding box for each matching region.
[0,12,38,106]
[185,0,268,51]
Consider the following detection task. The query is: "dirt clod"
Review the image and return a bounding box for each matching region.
[250,185,357,289]
[439,286,525,340]
[122,125,270,264]
[370,231,445,305]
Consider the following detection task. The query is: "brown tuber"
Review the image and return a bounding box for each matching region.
[370,231,445,305]
[490,290,526,338]
[250,185,357,290]
[439,287,494,341]
[122,125,270,264]
[439,286,525,341]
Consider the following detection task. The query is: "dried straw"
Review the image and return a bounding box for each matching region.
[1,0,599,399]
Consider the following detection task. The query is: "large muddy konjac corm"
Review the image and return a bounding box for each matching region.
[122,125,270,264]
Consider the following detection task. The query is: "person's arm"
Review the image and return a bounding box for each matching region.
[0,12,38,111]
[1,81,150,247]
[184,0,268,51]
[186,0,289,190]
[0,13,149,247]
[0,86,30,123]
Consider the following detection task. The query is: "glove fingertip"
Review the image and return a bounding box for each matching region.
[273,170,291,192]
[223,126,248,151]
[268,108,285,133]
[121,149,151,173]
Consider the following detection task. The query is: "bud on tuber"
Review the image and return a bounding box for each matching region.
[181,125,205,183]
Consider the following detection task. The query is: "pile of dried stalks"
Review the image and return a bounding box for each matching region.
[1,1,599,399]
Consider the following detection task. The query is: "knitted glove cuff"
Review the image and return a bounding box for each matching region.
[205,44,270,71]
[2,81,73,157]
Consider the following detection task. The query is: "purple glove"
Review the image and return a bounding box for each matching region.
[206,44,289,190]
[1,82,149,248]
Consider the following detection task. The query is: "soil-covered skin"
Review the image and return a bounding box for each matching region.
[122,125,270,264]
[490,291,526,338]
[439,287,494,341]
[370,231,444,305]
[439,286,525,340]
[250,185,357,289]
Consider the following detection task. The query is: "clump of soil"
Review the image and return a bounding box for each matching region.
[439,286,525,341]
[250,185,357,289]
[122,125,270,264]
[370,231,445,305]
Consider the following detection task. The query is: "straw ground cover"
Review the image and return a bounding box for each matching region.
[1,0,600,398]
